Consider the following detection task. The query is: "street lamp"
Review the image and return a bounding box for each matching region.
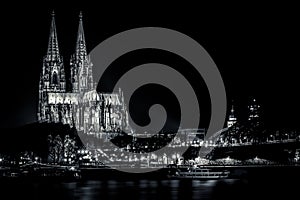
[269,135,274,142]
[285,133,289,140]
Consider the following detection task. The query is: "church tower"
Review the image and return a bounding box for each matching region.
[227,104,237,128]
[38,11,66,122]
[41,11,65,92]
[70,12,94,93]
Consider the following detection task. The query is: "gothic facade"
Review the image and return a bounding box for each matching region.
[37,11,129,134]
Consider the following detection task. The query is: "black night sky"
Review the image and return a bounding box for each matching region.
[0,4,299,130]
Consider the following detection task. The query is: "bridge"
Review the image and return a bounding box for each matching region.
[205,119,300,162]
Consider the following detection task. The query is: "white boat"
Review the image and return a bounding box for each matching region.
[167,165,230,179]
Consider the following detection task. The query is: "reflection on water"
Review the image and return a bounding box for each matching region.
[69,179,217,200]
[0,179,242,200]
[0,178,297,200]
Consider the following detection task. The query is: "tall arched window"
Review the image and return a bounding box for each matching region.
[52,71,58,85]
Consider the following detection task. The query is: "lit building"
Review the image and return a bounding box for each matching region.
[37,11,130,133]
[248,98,261,121]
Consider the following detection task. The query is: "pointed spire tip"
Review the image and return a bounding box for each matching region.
[79,11,83,20]
[51,10,55,17]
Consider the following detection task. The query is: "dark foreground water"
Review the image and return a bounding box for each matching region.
[0,178,298,200]
[1,166,299,200]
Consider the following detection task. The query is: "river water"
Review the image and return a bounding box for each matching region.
[1,177,297,200]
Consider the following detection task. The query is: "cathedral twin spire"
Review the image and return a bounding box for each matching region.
[43,11,92,93]
[46,11,61,62]
[75,11,88,61]
[38,11,129,132]
[47,11,86,61]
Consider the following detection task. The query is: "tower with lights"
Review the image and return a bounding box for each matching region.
[227,104,237,128]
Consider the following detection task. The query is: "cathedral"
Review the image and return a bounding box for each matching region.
[37,11,130,134]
